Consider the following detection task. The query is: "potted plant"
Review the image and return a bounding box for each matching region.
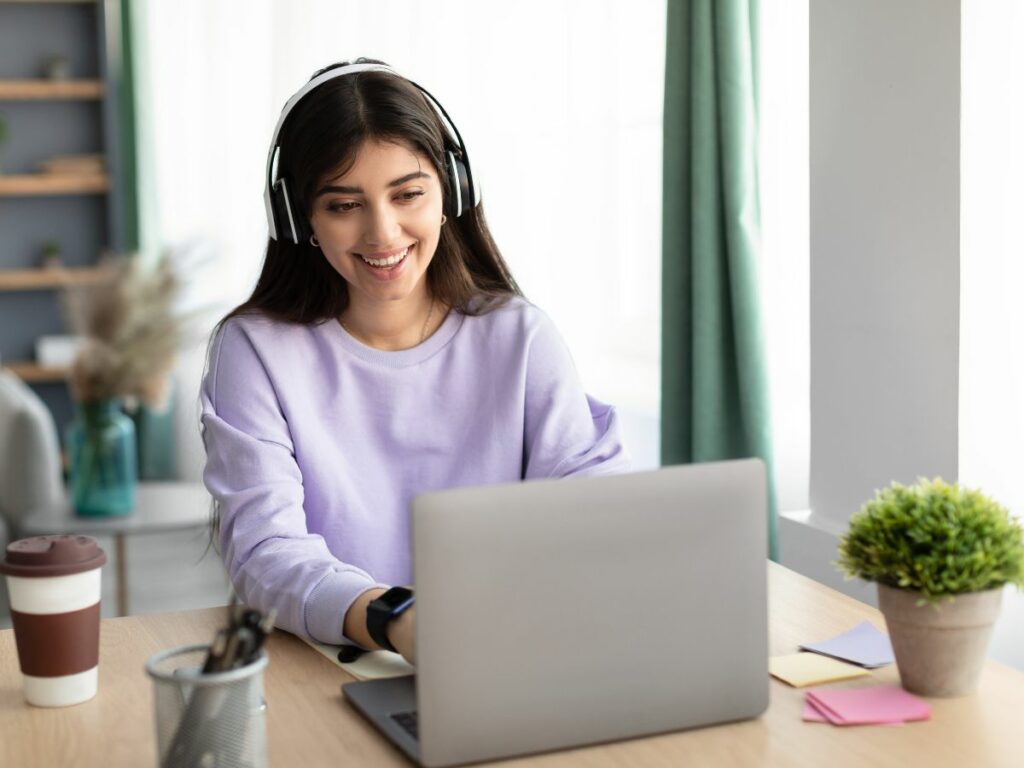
[837,478,1024,696]
[40,240,63,269]
[43,54,70,81]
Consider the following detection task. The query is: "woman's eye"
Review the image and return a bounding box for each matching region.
[327,190,424,214]
[329,202,360,213]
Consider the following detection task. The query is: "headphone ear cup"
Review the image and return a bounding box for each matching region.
[293,214,311,246]
[270,182,289,241]
[444,151,474,220]
[272,177,311,244]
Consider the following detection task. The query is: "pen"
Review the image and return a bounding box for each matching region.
[162,604,274,768]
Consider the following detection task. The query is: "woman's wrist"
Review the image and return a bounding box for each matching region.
[342,586,415,663]
[343,587,388,649]
[387,605,416,664]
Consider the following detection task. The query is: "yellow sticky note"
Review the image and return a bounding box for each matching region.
[300,637,414,681]
[769,652,872,687]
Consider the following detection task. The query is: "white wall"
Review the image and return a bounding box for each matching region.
[809,0,960,530]
[788,0,1023,672]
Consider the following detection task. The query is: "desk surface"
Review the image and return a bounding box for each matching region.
[1,563,1019,767]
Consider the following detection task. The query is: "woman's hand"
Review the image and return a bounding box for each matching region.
[388,604,416,665]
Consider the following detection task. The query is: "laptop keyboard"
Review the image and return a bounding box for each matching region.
[391,710,419,740]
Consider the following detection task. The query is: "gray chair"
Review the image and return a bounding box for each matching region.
[0,370,67,618]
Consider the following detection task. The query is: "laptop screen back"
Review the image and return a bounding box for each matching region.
[411,459,769,767]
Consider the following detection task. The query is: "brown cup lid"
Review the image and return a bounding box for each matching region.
[0,535,107,578]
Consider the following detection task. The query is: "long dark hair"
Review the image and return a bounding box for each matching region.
[203,59,522,553]
[221,57,521,329]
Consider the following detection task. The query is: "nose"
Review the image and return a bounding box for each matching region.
[363,202,402,246]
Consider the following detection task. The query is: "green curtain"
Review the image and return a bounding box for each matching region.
[116,0,139,253]
[118,0,160,264]
[661,0,778,561]
[118,0,176,480]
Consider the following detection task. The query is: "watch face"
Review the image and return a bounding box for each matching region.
[378,587,414,612]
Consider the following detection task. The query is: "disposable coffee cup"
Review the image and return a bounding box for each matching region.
[0,535,107,707]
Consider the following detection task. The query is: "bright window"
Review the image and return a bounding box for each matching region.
[960,1,1024,516]
[759,1,810,512]
[144,1,665,476]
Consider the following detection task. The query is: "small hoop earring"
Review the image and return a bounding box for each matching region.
[441,215,448,225]
[310,234,320,247]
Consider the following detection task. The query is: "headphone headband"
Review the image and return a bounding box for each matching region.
[264,62,479,242]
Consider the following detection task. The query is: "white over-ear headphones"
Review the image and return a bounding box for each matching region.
[264,61,481,243]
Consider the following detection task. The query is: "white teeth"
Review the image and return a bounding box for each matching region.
[360,247,410,267]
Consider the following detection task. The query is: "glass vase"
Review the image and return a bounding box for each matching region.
[66,400,138,517]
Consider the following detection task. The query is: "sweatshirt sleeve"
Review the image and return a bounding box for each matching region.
[522,310,632,479]
[199,319,388,645]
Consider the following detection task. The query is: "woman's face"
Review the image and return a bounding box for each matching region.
[309,139,445,308]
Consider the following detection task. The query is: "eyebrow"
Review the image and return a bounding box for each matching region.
[315,171,431,197]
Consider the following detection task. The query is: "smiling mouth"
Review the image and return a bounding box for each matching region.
[357,244,415,267]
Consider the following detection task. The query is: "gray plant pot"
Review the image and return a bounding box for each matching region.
[877,583,1003,697]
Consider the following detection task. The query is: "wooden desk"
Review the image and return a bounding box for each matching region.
[0,563,1018,767]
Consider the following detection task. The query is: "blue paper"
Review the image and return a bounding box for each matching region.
[799,620,895,668]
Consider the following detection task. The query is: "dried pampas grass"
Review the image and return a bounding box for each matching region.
[62,253,205,407]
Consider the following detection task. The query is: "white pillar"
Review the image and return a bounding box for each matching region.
[809,0,961,528]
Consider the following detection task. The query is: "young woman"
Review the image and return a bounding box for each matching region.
[200,58,630,664]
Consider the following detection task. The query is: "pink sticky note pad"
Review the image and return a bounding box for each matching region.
[802,699,830,723]
[806,686,931,725]
[803,697,905,727]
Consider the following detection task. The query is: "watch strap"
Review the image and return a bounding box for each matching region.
[366,587,414,652]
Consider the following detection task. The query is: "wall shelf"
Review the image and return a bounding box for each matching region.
[1,0,114,433]
[3,362,68,383]
[0,173,108,196]
[0,266,107,291]
[0,80,104,100]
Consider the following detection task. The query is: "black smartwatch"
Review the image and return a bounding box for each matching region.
[366,586,415,653]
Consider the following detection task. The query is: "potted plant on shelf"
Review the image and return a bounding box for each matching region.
[837,478,1024,696]
[61,253,201,517]
[43,53,70,81]
[40,240,63,269]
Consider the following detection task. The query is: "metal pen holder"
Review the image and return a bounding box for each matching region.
[146,644,268,768]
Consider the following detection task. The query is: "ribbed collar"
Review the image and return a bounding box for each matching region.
[326,308,465,368]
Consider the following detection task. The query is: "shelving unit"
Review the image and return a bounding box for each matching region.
[0,266,106,290]
[0,0,124,429]
[0,79,103,99]
[0,173,108,195]
[3,362,67,382]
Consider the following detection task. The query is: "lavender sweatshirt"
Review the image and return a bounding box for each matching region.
[200,296,630,645]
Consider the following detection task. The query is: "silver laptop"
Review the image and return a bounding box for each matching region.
[343,459,769,767]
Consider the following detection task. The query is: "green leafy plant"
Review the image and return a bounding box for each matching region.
[837,478,1024,605]
[40,239,62,267]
